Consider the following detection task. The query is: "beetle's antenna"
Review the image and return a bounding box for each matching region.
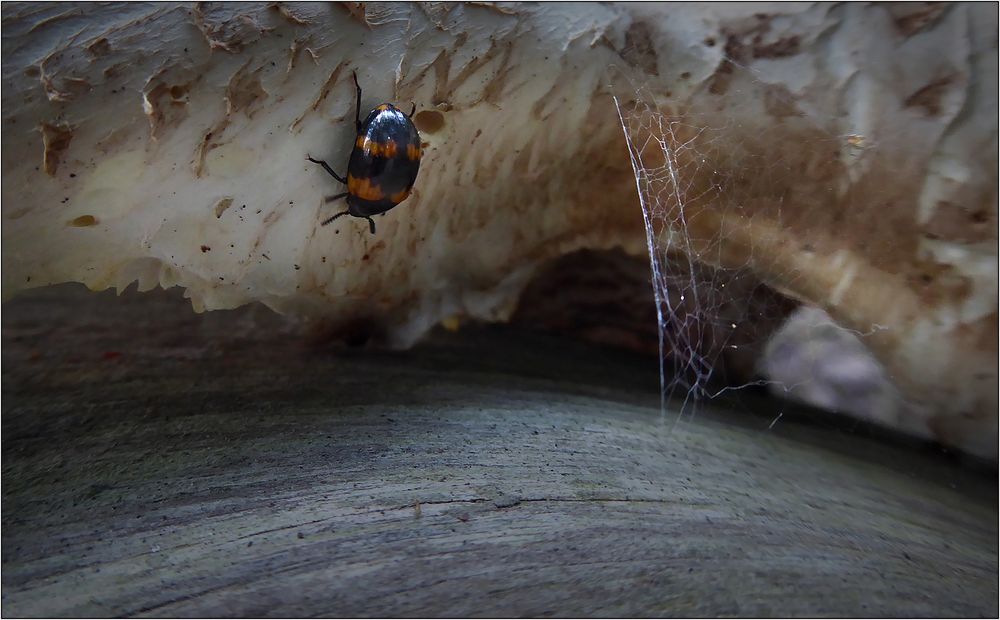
[353,71,363,131]
[324,192,348,203]
[408,103,416,118]
[321,210,350,226]
[365,217,376,234]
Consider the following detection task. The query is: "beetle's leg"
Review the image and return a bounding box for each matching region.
[408,103,416,118]
[365,216,376,235]
[324,192,349,203]
[353,71,363,132]
[307,156,347,184]
[321,210,350,226]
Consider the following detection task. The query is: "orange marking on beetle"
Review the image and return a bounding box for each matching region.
[376,104,390,112]
[406,143,421,161]
[356,136,400,158]
[389,188,410,203]
[347,174,385,201]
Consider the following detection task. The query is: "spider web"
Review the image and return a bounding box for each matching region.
[609,64,902,429]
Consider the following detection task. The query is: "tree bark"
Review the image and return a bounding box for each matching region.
[3,285,996,617]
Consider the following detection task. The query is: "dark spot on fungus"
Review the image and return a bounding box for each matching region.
[69,215,97,227]
[201,245,211,252]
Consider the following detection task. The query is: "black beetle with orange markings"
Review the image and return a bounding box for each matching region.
[307,72,422,234]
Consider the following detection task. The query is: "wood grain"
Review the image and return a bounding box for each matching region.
[2,285,996,617]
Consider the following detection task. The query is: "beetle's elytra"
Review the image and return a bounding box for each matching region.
[307,72,422,235]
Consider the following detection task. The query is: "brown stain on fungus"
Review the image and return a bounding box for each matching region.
[226,60,269,117]
[291,62,346,131]
[907,259,973,306]
[763,84,803,118]
[142,68,201,140]
[286,38,307,74]
[481,42,516,104]
[338,2,372,29]
[400,35,491,107]
[709,34,744,95]
[191,3,264,53]
[193,119,230,177]
[418,2,458,28]
[752,35,801,59]
[620,21,659,76]
[922,201,996,243]
[41,74,92,102]
[889,3,950,37]
[214,197,235,218]
[467,2,516,15]
[39,122,73,176]
[86,37,111,57]
[904,75,955,116]
[68,215,98,227]
[269,2,310,25]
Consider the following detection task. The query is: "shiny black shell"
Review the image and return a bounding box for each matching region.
[345,104,422,217]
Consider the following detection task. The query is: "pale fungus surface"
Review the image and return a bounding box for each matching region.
[2,3,996,457]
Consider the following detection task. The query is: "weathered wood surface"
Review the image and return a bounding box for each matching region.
[2,285,997,618]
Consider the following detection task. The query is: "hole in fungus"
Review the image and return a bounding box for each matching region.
[413,110,445,134]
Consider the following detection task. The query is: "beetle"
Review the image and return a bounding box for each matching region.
[307,71,422,234]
